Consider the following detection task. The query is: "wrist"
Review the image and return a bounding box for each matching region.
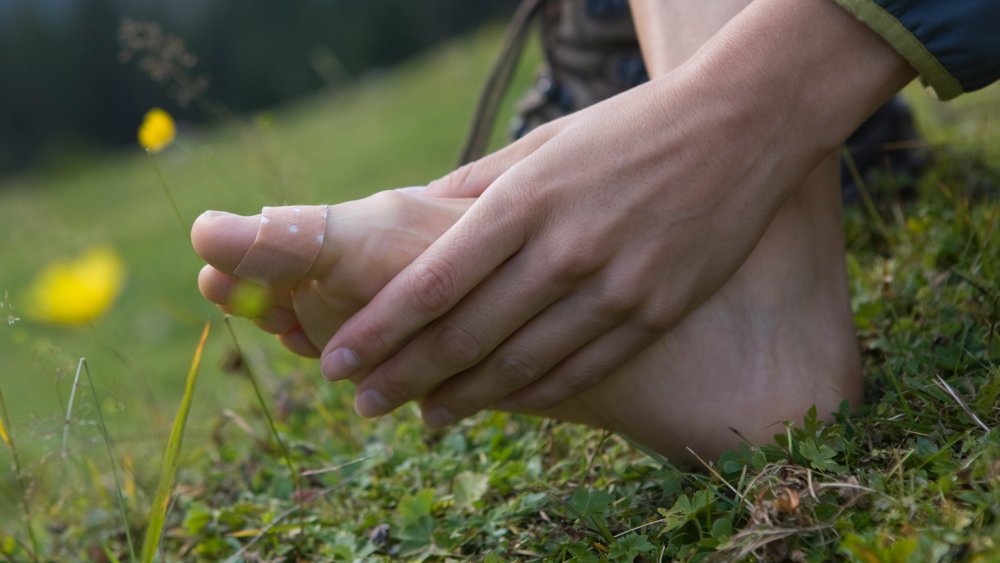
[674,0,915,161]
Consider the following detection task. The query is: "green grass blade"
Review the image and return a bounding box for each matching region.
[222,317,302,518]
[61,358,85,458]
[139,321,210,563]
[0,387,40,562]
[82,358,137,562]
[145,150,188,237]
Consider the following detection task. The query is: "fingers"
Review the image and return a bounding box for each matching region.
[496,324,660,413]
[415,289,624,427]
[348,248,580,418]
[421,121,559,198]
[319,187,529,384]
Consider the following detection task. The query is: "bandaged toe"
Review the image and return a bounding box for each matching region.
[233,205,328,285]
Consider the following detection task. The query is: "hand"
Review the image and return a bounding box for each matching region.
[321,0,914,425]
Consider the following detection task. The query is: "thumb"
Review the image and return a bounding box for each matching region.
[423,121,559,198]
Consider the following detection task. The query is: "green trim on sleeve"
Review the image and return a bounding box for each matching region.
[832,0,963,100]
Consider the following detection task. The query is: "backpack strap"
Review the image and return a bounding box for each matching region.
[458,0,547,165]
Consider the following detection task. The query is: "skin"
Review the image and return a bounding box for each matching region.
[192,149,863,460]
[629,0,749,77]
[308,0,914,426]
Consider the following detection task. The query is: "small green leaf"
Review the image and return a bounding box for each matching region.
[398,488,435,526]
[710,517,732,541]
[608,533,655,561]
[567,487,612,520]
[398,516,434,554]
[453,471,489,510]
[182,502,213,535]
[799,439,841,471]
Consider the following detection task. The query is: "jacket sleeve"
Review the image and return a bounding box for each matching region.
[832,0,1000,100]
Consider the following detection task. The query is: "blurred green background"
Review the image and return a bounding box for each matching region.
[0,0,515,175]
[0,1,540,492]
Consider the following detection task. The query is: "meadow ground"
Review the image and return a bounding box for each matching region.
[0,27,998,561]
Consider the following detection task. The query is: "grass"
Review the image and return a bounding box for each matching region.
[0,25,999,561]
[139,321,208,563]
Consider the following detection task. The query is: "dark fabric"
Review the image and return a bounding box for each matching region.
[512,0,925,200]
[875,0,1000,92]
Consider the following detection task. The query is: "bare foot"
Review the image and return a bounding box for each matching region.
[192,156,861,460]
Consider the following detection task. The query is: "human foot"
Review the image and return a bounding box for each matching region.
[191,190,472,357]
[192,159,861,460]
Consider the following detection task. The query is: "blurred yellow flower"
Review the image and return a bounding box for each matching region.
[0,415,10,447]
[28,246,126,326]
[138,108,176,152]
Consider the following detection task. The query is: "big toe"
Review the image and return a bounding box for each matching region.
[191,211,258,274]
[191,206,329,286]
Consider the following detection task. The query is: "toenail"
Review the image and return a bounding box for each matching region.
[202,210,234,219]
[322,347,361,380]
[355,389,390,418]
[422,407,455,429]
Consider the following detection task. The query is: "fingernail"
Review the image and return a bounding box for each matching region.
[355,389,390,418]
[201,210,235,219]
[322,348,361,381]
[422,407,455,429]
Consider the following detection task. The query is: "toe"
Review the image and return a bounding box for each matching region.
[198,265,293,310]
[191,211,260,274]
[253,306,300,334]
[192,206,332,287]
[278,327,322,358]
[198,265,239,305]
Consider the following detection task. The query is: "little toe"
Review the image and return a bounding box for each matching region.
[278,327,322,358]
[253,306,300,334]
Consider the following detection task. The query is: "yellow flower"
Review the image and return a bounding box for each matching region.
[0,415,10,447]
[138,108,176,152]
[27,246,126,326]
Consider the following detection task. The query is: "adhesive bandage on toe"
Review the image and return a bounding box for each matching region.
[233,205,328,285]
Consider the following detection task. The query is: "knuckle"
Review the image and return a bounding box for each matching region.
[633,307,676,334]
[431,324,485,369]
[552,250,594,282]
[593,290,635,319]
[495,355,540,388]
[349,320,391,357]
[449,162,476,190]
[428,161,475,194]
[377,370,414,404]
[408,260,457,313]
[562,367,604,394]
